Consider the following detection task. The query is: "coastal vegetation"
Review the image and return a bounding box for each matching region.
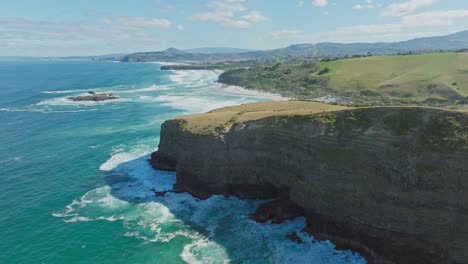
[173,101,350,135]
[218,51,468,106]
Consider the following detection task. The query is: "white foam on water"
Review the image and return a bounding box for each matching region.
[99,142,156,171]
[169,70,222,87]
[43,84,169,97]
[43,89,95,94]
[52,67,366,263]
[64,216,94,223]
[42,85,127,94]
[96,192,130,209]
[55,140,366,263]
[52,194,94,218]
[0,107,98,113]
[37,84,171,111]
[53,178,201,243]
[37,96,128,107]
[180,238,230,264]
[220,84,289,101]
[96,216,126,222]
[139,95,256,113]
[116,84,171,94]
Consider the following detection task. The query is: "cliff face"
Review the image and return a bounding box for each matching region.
[149,102,468,264]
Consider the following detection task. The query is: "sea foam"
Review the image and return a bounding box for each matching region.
[51,67,366,264]
[99,146,150,171]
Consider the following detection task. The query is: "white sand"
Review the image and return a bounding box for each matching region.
[220,84,290,101]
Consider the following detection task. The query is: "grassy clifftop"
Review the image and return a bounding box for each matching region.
[218,52,468,105]
[171,101,468,148]
[172,101,350,134]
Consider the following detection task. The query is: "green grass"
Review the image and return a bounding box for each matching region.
[218,52,468,105]
[172,101,351,135]
[171,101,468,140]
[326,53,467,101]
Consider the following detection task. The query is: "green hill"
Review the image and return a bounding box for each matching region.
[218,52,468,105]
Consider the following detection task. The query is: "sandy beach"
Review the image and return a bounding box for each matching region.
[219,84,290,101]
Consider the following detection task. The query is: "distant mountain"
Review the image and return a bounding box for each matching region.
[62,54,126,61]
[393,30,468,51]
[0,56,54,61]
[311,30,468,56]
[184,47,257,54]
[121,30,468,63]
[120,50,227,63]
[163,48,187,54]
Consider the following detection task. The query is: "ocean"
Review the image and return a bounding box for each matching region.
[0,60,366,264]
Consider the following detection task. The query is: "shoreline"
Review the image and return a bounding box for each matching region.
[166,68,290,102]
[219,84,290,101]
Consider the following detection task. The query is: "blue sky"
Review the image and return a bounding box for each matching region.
[1,0,468,56]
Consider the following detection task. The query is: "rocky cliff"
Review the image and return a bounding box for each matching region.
[149,101,468,264]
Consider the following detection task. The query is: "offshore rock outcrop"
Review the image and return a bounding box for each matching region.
[149,102,468,264]
[67,92,118,102]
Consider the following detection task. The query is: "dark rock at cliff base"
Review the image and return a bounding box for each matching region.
[249,199,304,224]
[149,152,177,171]
[154,191,170,197]
[286,232,304,244]
[67,92,118,102]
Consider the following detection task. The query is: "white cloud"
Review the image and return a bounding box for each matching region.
[297,1,304,7]
[177,25,185,31]
[191,11,251,29]
[353,4,374,10]
[243,11,268,22]
[0,16,171,42]
[223,19,251,28]
[316,8,468,42]
[270,29,303,38]
[106,17,171,29]
[402,10,468,26]
[382,0,438,16]
[211,1,247,12]
[312,0,328,7]
[191,0,267,29]
[320,23,403,37]
[353,0,384,10]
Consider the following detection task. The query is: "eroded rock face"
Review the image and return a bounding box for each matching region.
[149,106,468,264]
[248,199,304,224]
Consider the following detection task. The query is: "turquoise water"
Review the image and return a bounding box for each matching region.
[0,60,366,264]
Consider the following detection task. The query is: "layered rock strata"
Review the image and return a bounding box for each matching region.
[149,101,468,264]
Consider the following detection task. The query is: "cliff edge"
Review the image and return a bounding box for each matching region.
[149,101,468,264]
